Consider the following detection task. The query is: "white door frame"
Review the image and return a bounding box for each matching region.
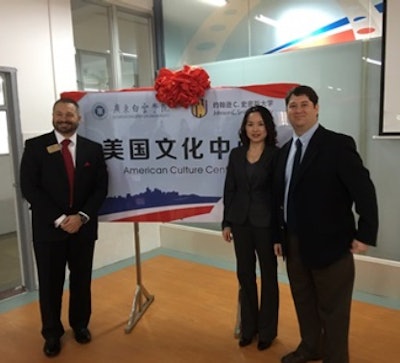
[0,67,36,291]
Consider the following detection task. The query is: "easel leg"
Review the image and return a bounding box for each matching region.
[125,222,155,334]
[125,283,154,333]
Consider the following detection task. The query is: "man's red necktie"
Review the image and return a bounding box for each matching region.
[61,139,74,206]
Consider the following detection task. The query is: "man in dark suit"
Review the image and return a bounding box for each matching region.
[273,85,378,363]
[20,98,108,357]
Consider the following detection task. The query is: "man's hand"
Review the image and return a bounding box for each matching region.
[60,214,83,234]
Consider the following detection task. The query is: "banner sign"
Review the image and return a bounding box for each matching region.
[62,83,296,222]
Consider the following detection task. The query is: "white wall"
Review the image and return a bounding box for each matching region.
[0,0,74,134]
[0,0,160,271]
[160,224,400,304]
[93,222,160,269]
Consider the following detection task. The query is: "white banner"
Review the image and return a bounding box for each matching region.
[63,83,296,222]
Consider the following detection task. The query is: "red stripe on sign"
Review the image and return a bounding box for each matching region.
[114,205,214,222]
[60,91,87,102]
[240,83,300,98]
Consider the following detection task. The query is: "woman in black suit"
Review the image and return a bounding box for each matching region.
[222,105,279,350]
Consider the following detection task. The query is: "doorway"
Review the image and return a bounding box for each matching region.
[0,67,36,299]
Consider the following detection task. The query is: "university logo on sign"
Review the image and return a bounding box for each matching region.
[191,99,207,118]
[91,102,108,120]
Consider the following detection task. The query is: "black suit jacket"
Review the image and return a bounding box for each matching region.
[20,131,108,242]
[274,125,378,268]
[222,145,278,229]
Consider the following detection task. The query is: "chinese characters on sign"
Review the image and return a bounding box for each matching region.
[103,136,231,161]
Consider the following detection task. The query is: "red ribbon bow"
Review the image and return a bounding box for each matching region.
[154,65,211,108]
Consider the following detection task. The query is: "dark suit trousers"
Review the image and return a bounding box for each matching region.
[286,233,354,363]
[232,223,278,341]
[33,234,95,340]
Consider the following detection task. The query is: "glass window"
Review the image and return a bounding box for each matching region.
[0,75,4,105]
[76,50,111,91]
[117,11,154,87]
[0,111,9,155]
[72,2,111,90]
[0,76,9,155]
[71,0,155,90]
[162,0,384,68]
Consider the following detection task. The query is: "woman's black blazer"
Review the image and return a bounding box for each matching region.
[222,145,278,229]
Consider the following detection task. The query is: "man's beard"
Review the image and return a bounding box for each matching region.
[53,121,78,135]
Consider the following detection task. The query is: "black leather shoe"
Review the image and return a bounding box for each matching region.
[281,350,322,363]
[43,338,61,357]
[238,336,253,347]
[74,328,92,344]
[257,340,272,351]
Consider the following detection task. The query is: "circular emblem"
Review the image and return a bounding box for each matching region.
[91,103,108,120]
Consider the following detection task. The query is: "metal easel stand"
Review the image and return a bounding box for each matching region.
[124,222,155,333]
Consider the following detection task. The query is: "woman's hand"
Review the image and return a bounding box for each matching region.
[350,239,368,254]
[274,243,283,257]
[222,227,232,242]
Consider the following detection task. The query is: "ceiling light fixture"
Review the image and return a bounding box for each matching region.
[362,57,381,66]
[254,14,279,27]
[200,0,228,7]
[121,52,137,59]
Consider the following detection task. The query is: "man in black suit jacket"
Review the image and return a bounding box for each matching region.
[273,86,378,363]
[20,98,108,357]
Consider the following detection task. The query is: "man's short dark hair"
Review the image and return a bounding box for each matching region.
[285,85,319,106]
[53,98,80,112]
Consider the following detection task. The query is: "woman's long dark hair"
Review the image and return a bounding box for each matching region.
[238,105,277,147]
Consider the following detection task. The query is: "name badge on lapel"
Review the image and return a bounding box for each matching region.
[47,143,61,154]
